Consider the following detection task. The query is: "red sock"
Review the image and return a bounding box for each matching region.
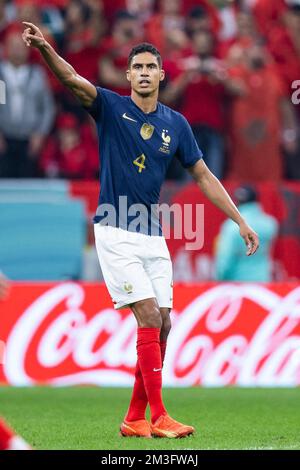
[0,418,14,450]
[136,328,166,423]
[125,340,168,422]
[125,360,148,422]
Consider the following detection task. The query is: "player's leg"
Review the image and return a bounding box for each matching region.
[0,418,32,450]
[93,225,157,437]
[143,240,195,438]
[127,299,194,438]
[147,305,194,437]
[121,297,164,438]
[123,307,171,429]
[129,297,167,422]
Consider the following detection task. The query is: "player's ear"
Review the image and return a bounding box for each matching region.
[160,69,165,82]
[126,69,131,83]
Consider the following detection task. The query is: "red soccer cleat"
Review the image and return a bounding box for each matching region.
[120,419,152,438]
[150,414,195,438]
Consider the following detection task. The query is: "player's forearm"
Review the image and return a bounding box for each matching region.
[38,41,77,86]
[37,41,96,107]
[196,170,245,226]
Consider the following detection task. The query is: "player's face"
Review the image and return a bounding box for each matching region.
[127,52,165,97]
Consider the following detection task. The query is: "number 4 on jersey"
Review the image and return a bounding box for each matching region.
[133,154,146,173]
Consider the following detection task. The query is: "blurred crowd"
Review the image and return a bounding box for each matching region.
[0,0,299,181]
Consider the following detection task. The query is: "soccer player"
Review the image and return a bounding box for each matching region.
[22,22,259,439]
[0,275,31,450]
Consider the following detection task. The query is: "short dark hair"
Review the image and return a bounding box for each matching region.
[128,43,162,68]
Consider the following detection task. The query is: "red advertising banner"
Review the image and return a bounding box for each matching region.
[1,282,300,387]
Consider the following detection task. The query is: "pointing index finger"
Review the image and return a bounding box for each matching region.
[22,21,39,32]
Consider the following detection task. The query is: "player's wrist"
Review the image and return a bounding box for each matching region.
[38,39,49,51]
[237,217,247,228]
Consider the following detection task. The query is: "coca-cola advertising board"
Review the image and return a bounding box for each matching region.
[1,282,300,387]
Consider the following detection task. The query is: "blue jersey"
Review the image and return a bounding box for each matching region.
[87,87,202,235]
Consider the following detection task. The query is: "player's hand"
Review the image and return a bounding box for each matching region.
[22,22,46,49]
[239,222,259,256]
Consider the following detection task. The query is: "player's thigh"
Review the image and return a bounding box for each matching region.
[144,237,173,309]
[94,225,155,308]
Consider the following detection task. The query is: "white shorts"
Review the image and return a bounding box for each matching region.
[94,225,173,310]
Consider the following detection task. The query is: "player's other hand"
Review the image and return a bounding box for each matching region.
[22,22,46,49]
[239,222,259,256]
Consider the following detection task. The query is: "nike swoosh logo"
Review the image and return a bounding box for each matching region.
[122,113,137,122]
[153,368,161,372]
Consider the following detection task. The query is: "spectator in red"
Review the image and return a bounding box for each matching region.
[15,1,60,93]
[217,0,286,41]
[40,113,98,179]
[186,5,216,38]
[252,0,287,35]
[145,0,186,56]
[227,42,298,181]
[0,29,55,178]
[101,0,127,25]
[64,0,106,54]
[63,0,107,84]
[265,2,300,178]
[126,0,154,26]
[182,0,222,36]
[98,10,143,95]
[267,3,300,96]
[219,11,258,63]
[161,30,242,179]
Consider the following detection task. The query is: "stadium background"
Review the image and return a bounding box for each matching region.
[0,0,300,450]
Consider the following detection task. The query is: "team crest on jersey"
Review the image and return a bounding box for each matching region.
[159,129,171,154]
[140,123,154,140]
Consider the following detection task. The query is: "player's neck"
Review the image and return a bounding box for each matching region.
[131,91,158,114]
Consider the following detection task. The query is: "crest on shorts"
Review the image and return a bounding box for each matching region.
[124,282,133,294]
[140,123,154,140]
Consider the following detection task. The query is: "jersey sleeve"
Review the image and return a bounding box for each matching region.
[84,87,120,121]
[176,114,203,168]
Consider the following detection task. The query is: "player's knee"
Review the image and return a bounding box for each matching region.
[140,305,162,328]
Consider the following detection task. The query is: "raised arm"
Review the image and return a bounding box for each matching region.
[22,22,97,108]
[189,159,259,256]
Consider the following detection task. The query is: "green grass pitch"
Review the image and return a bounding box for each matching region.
[0,387,300,450]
